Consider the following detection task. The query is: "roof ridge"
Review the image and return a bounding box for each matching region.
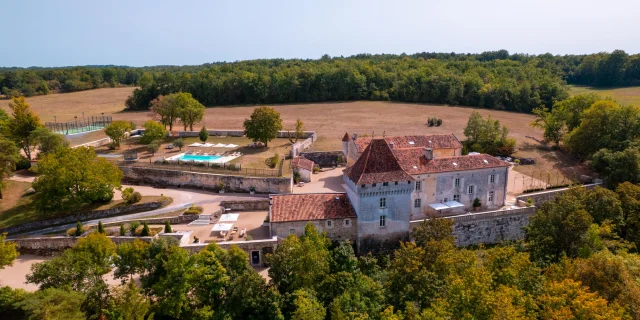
[382,139,413,177]
[355,138,375,185]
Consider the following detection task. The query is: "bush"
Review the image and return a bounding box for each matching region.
[172,138,184,150]
[147,140,160,155]
[526,198,534,207]
[436,118,443,126]
[217,182,225,191]
[164,220,172,233]
[293,171,301,183]
[129,221,140,234]
[16,156,31,170]
[193,236,200,243]
[184,205,203,215]
[140,222,150,236]
[427,117,442,127]
[473,198,481,208]
[199,126,209,142]
[97,221,105,234]
[129,192,142,204]
[269,153,280,168]
[119,224,126,236]
[74,221,84,236]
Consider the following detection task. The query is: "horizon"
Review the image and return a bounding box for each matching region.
[2,0,640,68]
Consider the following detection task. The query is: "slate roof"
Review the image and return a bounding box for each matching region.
[292,157,315,172]
[345,139,414,185]
[270,193,357,222]
[352,134,462,153]
[392,149,510,174]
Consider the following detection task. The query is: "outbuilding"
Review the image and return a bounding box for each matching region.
[292,156,315,183]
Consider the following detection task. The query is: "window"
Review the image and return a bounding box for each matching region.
[488,191,494,202]
[383,182,389,186]
[414,198,421,208]
[344,219,350,226]
[453,194,460,202]
[490,174,496,183]
[326,220,333,228]
[289,228,296,235]
[408,181,411,184]
[415,181,422,191]
[468,185,474,194]
[454,178,460,187]
[361,184,366,188]
[372,183,377,187]
[380,215,386,227]
[443,197,448,202]
[394,181,398,185]
[380,198,386,209]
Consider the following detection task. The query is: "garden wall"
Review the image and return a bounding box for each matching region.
[120,166,292,194]
[10,236,154,255]
[177,129,316,140]
[410,206,536,247]
[291,132,318,157]
[0,199,171,235]
[515,183,602,207]
[300,151,345,167]
[220,199,269,211]
[72,137,112,148]
[101,214,202,228]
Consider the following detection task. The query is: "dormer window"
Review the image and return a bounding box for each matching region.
[409,141,415,145]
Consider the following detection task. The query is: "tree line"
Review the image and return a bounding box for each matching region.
[4,50,640,111]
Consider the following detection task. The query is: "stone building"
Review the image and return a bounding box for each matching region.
[269,193,357,243]
[272,134,510,253]
[291,156,314,183]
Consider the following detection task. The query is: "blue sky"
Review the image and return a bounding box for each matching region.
[2,0,639,67]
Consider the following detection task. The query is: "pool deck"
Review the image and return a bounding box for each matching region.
[166,152,240,164]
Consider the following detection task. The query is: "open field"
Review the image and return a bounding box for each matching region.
[569,85,640,106]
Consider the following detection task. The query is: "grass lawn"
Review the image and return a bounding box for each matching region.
[569,85,640,106]
[0,181,172,229]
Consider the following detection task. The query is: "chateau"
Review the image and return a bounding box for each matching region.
[270,133,510,252]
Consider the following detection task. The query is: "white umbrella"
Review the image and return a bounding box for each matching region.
[226,144,239,148]
[202,143,215,147]
[189,142,203,147]
[219,214,239,222]
[213,143,226,147]
[211,223,233,231]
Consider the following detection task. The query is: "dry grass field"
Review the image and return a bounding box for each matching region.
[2,88,594,181]
[569,85,640,106]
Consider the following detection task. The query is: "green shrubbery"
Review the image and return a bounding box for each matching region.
[268,153,280,168]
[427,117,443,127]
[184,205,203,215]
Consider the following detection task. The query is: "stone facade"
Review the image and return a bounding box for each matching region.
[0,199,170,235]
[120,166,292,194]
[300,151,346,168]
[220,199,270,211]
[271,218,357,243]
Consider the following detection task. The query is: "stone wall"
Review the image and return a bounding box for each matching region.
[220,199,270,211]
[290,132,317,157]
[177,130,316,140]
[120,166,292,194]
[300,151,345,167]
[10,235,154,255]
[0,199,170,235]
[271,218,357,243]
[515,183,602,207]
[410,206,536,247]
[181,237,278,266]
[72,137,112,148]
[101,214,201,228]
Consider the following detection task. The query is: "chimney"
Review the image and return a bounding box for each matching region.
[353,133,358,141]
[389,141,395,149]
[424,148,433,160]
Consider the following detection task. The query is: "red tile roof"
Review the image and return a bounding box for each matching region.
[392,149,510,174]
[270,193,356,222]
[342,132,350,142]
[345,139,414,185]
[292,157,315,171]
[353,134,462,153]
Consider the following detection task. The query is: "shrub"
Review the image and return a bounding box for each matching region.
[140,222,150,237]
[172,138,184,150]
[313,166,320,173]
[129,221,140,234]
[217,182,225,191]
[473,198,482,208]
[193,236,200,243]
[119,224,126,236]
[245,235,253,241]
[147,140,160,155]
[97,221,105,234]
[16,156,31,170]
[436,118,443,126]
[74,221,84,236]
[269,153,280,168]
[293,171,301,183]
[184,205,203,215]
[199,126,209,142]
[164,220,172,233]
[130,192,142,203]
[526,198,534,207]
[249,186,256,192]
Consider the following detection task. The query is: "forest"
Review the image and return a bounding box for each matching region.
[2,50,640,112]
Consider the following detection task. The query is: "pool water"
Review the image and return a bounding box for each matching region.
[179,154,222,162]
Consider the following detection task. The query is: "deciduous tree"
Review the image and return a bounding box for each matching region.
[140,120,166,144]
[0,137,20,199]
[244,107,283,147]
[0,233,18,269]
[6,96,42,159]
[104,120,133,149]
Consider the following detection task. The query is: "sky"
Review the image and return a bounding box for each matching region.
[2,0,640,67]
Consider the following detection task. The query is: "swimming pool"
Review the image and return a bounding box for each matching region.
[177,154,222,162]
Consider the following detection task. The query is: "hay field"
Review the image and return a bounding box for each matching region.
[569,85,640,106]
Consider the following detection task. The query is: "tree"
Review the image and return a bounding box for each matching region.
[114,238,149,280]
[97,221,105,234]
[106,280,151,320]
[31,127,69,156]
[32,147,123,211]
[104,120,132,149]
[147,140,160,156]
[27,249,98,291]
[119,224,126,236]
[591,148,640,188]
[0,137,20,199]
[287,119,305,144]
[552,93,602,132]
[412,215,455,249]
[140,222,150,236]
[75,221,84,236]
[583,186,624,226]
[526,190,594,264]
[18,288,86,320]
[530,107,565,145]
[244,106,283,147]
[199,126,209,142]
[164,220,172,233]
[537,279,624,319]
[175,92,205,131]
[0,233,18,269]
[462,111,514,155]
[6,96,42,160]
[140,120,166,144]
[172,138,184,150]
[74,232,117,275]
[616,182,640,245]
[291,290,326,320]
[150,95,180,131]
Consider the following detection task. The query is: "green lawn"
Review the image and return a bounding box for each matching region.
[0,181,171,229]
[569,85,640,106]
